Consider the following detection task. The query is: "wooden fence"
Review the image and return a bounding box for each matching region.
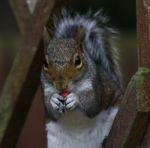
[105,1,150,147]
[0,0,149,148]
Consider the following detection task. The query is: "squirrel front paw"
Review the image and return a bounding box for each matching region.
[50,93,65,113]
[50,93,79,113]
[65,93,79,110]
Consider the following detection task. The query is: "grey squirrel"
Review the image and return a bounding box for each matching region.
[41,10,123,148]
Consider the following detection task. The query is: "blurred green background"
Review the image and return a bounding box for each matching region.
[0,0,137,147]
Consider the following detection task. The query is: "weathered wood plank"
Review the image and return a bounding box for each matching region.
[104,0,150,147]
[9,0,32,35]
[136,0,150,112]
[142,123,150,148]
[104,75,150,148]
[0,0,55,147]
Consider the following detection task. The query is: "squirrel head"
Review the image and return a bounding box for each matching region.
[43,38,86,92]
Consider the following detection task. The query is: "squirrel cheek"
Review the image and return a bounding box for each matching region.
[52,81,60,91]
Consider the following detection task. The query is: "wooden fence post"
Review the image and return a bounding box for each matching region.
[0,0,55,147]
[104,0,150,148]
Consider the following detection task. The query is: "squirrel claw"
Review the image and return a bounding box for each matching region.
[50,93,65,113]
[65,93,79,110]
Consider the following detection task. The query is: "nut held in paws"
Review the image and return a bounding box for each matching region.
[59,90,69,98]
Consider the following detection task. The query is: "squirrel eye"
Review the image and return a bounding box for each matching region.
[43,56,49,71]
[74,54,83,69]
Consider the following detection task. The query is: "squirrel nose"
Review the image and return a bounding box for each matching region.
[62,83,68,90]
[56,81,68,91]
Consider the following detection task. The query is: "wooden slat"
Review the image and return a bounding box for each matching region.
[9,0,32,35]
[136,0,150,112]
[137,0,150,68]
[0,0,55,147]
[104,76,150,148]
[104,0,150,147]
[142,123,150,148]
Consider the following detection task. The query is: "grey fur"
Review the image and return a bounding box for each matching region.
[41,10,123,120]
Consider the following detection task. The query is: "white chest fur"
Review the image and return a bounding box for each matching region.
[46,107,118,148]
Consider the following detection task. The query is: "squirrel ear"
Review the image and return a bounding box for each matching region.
[43,27,51,49]
[75,26,85,51]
